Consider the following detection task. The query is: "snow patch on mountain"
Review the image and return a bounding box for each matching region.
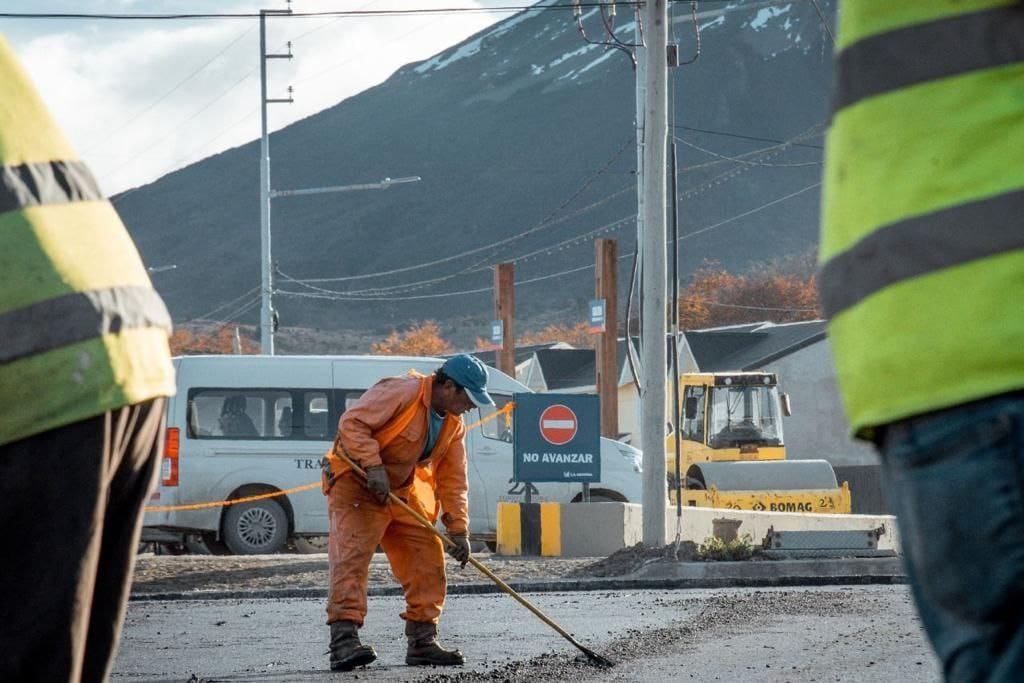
[748,4,792,31]
[415,39,483,73]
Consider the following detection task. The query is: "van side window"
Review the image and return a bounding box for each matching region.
[479,394,513,442]
[188,388,331,441]
[305,392,329,439]
[344,392,365,412]
[275,397,294,436]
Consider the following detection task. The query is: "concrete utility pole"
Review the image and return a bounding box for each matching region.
[595,238,619,438]
[258,8,293,355]
[494,263,515,377]
[640,0,668,546]
[634,11,647,310]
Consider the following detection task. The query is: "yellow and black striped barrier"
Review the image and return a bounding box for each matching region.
[496,502,561,556]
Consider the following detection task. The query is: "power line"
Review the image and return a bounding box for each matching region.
[185,286,260,323]
[83,25,256,157]
[277,213,634,298]
[217,295,262,324]
[277,121,819,295]
[293,15,449,87]
[108,5,400,200]
[288,139,635,285]
[1,4,648,21]
[105,69,256,183]
[276,250,637,302]
[680,181,821,241]
[672,124,825,150]
[809,0,835,45]
[673,135,821,168]
[279,178,820,303]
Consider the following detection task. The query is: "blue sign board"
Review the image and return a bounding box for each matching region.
[588,298,606,333]
[490,320,503,347]
[513,393,601,483]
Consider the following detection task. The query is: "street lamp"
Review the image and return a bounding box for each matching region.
[270,176,421,199]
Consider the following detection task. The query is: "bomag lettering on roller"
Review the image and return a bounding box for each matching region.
[665,372,851,514]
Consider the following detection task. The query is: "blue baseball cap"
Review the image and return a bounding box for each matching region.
[441,354,494,407]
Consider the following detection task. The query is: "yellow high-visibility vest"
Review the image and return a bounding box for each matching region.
[819,1,1024,440]
[0,36,175,446]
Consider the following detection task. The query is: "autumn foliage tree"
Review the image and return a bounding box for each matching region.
[517,322,596,349]
[474,321,598,350]
[371,321,454,356]
[169,326,259,355]
[678,260,821,330]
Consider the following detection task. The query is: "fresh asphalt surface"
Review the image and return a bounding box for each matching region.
[113,585,940,682]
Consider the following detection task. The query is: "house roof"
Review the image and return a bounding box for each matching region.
[522,321,826,391]
[531,348,597,390]
[529,337,674,392]
[685,320,827,371]
[459,341,570,368]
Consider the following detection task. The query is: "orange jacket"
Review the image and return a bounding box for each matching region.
[334,374,469,535]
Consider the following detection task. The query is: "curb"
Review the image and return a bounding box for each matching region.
[130,571,906,603]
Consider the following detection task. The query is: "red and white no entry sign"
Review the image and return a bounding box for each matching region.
[539,404,578,446]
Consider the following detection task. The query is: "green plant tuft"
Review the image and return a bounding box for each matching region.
[698,533,754,561]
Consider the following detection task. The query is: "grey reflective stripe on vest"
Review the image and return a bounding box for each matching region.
[819,189,1024,318]
[0,160,103,214]
[834,6,1024,113]
[0,286,171,364]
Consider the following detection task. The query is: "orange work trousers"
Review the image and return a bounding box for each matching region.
[326,472,446,626]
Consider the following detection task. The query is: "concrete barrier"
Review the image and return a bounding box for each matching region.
[665,506,901,554]
[496,501,900,557]
[497,501,642,557]
[560,502,643,557]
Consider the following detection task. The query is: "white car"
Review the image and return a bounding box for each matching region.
[142,354,643,554]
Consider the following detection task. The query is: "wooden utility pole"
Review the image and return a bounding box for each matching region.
[595,239,619,438]
[641,0,668,546]
[494,263,515,377]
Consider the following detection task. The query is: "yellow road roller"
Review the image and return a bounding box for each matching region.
[665,372,851,513]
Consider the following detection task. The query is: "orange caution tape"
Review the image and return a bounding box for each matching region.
[144,401,516,513]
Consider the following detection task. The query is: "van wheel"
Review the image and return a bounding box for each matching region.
[222,499,289,555]
[292,535,329,554]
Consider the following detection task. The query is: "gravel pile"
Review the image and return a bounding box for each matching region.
[565,542,700,579]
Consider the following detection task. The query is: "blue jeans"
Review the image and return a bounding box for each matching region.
[880,391,1024,682]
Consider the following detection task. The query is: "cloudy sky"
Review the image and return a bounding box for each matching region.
[1,1,514,195]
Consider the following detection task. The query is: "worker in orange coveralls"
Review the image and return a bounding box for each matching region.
[321,354,493,671]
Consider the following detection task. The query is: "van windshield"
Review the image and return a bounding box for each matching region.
[479,394,514,442]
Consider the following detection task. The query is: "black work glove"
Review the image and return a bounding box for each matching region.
[447,534,471,567]
[364,465,390,504]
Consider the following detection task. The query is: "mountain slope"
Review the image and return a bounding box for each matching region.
[116,0,836,341]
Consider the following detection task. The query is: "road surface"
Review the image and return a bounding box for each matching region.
[113,585,939,681]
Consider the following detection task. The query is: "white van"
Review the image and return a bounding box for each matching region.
[142,354,643,554]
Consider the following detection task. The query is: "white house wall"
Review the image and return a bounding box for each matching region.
[766,340,878,467]
[617,383,640,447]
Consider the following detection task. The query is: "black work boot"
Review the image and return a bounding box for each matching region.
[329,620,377,671]
[405,620,465,666]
